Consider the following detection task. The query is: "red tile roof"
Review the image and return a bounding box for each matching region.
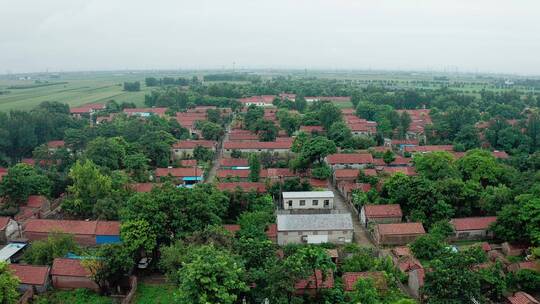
[9,264,49,285]
[26,195,48,209]
[327,153,374,165]
[155,167,202,177]
[450,217,498,231]
[309,178,328,188]
[173,140,216,149]
[300,126,324,133]
[0,217,10,230]
[404,145,453,153]
[223,140,293,150]
[217,182,266,192]
[47,140,65,148]
[219,158,249,167]
[24,219,119,236]
[130,183,159,193]
[342,271,386,291]
[377,222,425,236]
[239,95,276,105]
[492,150,509,159]
[334,169,359,179]
[363,204,402,218]
[51,258,91,277]
[381,167,416,176]
[295,270,334,290]
[229,133,259,141]
[180,159,197,167]
[392,246,411,257]
[223,224,241,234]
[217,169,250,179]
[507,292,540,304]
[373,156,412,166]
[70,103,105,114]
[261,168,296,178]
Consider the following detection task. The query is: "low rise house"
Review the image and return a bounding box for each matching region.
[282,191,334,210]
[450,216,497,240]
[402,145,453,155]
[239,95,275,107]
[326,153,374,169]
[374,222,425,246]
[47,140,65,151]
[360,204,402,228]
[342,271,387,292]
[0,242,27,263]
[337,182,371,203]
[123,107,167,117]
[172,140,216,159]
[506,291,540,304]
[24,219,120,246]
[155,167,204,186]
[51,258,99,291]
[333,169,376,185]
[216,169,251,181]
[219,158,249,169]
[391,246,423,273]
[261,168,298,181]
[276,213,354,245]
[223,140,293,157]
[70,103,105,118]
[294,270,334,295]
[9,264,50,293]
[0,217,19,244]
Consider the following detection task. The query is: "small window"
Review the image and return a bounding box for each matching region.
[324,200,330,206]
[312,200,319,206]
[288,201,292,207]
[338,237,345,243]
[283,231,288,236]
[301,235,308,242]
[328,231,333,235]
[299,200,306,206]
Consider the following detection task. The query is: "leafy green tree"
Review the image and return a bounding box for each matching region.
[193,145,214,162]
[85,137,127,170]
[254,120,278,142]
[477,262,507,302]
[413,151,458,180]
[64,128,88,152]
[383,150,396,165]
[278,110,300,136]
[429,220,454,239]
[328,122,353,147]
[199,121,224,141]
[138,130,176,167]
[175,245,248,304]
[244,105,264,130]
[479,185,513,214]
[23,233,80,265]
[124,153,150,182]
[248,154,260,182]
[83,244,134,293]
[410,234,447,260]
[490,204,527,243]
[454,125,480,150]
[311,163,332,179]
[319,103,343,130]
[0,261,19,304]
[62,160,113,218]
[349,278,380,304]
[294,136,337,170]
[456,149,506,187]
[120,220,157,257]
[0,163,50,205]
[509,269,540,294]
[286,246,336,298]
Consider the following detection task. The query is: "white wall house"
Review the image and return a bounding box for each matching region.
[282,191,334,210]
[277,213,354,245]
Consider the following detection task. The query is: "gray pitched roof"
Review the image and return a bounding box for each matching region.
[277,213,353,231]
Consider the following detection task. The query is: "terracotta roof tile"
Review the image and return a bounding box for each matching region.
[450,217,498,231]
[172,140,216,149]
[223,139,293,150]
[26,195,48,208]
[0,217,11,230]
[9,264,49,285]
[377,222,425,236]
[295,270,334,290]
[364,204,402,218]
[155,167,202,177]
[342,271,386,291]
[51,258,91,277]
[219,158,249,167]
[24,219,119,236]
[327,153,374,165]
[217,182,266,192]
[507,292,540,304]
[217,169,250,178]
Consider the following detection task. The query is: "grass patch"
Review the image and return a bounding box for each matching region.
[133,283,175,304]
[34,289,113,304]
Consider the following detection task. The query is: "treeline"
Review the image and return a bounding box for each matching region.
[145,76,196,87]
[123,81,140,91]
[202,73,261,82]
[144,86,241,111]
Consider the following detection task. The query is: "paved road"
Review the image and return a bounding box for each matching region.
[329,185,374,248]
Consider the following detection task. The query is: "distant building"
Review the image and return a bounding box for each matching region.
[155,167,204,187]
[276,213,354,245]
[326,153,374,169]
[123,107,167,117]
[172,140,216,159]
[70,103,105,117]
[223,140,293,157]
[51,258,99,291]
[360,204,402,228]
[23,219,120,246]
[239,95,275,107]
[282,191,334,210]
[450,217,497,241]
[374,222,425,246]
[9,264,50,293]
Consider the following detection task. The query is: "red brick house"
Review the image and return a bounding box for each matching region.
[24,219,120,246]
[450,216,497,240]
[360,204,402,228]
[9,264,50,293]
[51,258,99,291]
[374,222,425,246]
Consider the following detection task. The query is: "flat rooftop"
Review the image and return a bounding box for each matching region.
[282,191,334,199]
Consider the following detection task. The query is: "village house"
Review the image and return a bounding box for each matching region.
[239,95,276,107]
[23,219,120,246]
[219,158,249,170]
[332,168,376,185]
[506,291,540,304]
[46,140,65,151]
[0,217,19,244]
[449,216,498,241]
[360,204,403,228]
[391,246,423,273]
[282,191,334,211]
[342,271,387,292]
[123,107,168,117]
[171,140,216,159]
[155,167,204,186]
[402,145,454,155]
[373,222,426,246]
[336,182,371,203]
[294,270,334,295]
[299,125,324,135]
[223,140,293,157]
[129,183,161,193]
[51,258,99,291]
[180,159,197,167]
[276,213,354,245]
[261,168,299,181]
[217,182,266,193]
[326,153,374,169]
[16,195,51,222]
[216,169,251,181]
[9,264,50,293]
[69,103,105,118]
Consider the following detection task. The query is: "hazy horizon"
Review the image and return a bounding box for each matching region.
[2,0,540,75]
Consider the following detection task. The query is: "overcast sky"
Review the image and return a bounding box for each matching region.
[1,0,540,75]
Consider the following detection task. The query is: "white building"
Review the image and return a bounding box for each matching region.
[282,191,334,210]
[277,213,354,245]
